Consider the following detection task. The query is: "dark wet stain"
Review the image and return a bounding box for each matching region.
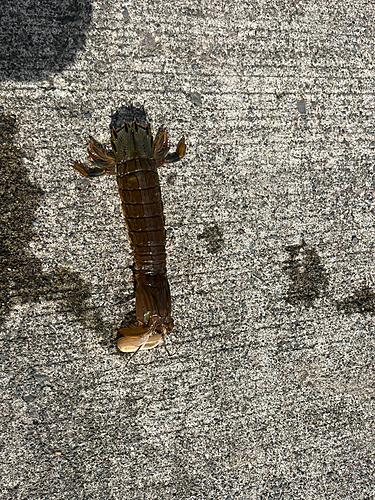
[337,286,375,315]
[283,239,328,307]
[166,172,177,185]
[0,113,104,331]
[0,0,92,81]
[198,223,224,253]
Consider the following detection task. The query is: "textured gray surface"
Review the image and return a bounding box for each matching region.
[1,0,375,499]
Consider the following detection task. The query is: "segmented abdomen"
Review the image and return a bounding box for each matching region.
[117,157,166,276]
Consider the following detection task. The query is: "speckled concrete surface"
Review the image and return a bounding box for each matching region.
[1,1,374,499]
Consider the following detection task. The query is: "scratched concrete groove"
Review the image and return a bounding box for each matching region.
[1,0,375,499]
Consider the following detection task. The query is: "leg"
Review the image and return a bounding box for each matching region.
[164,136,186,164]
[153,127,186,167]
[72,139,117,177]
[72,161,108,178]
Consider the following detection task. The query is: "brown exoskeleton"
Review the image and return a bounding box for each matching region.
[73,120,185,359]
